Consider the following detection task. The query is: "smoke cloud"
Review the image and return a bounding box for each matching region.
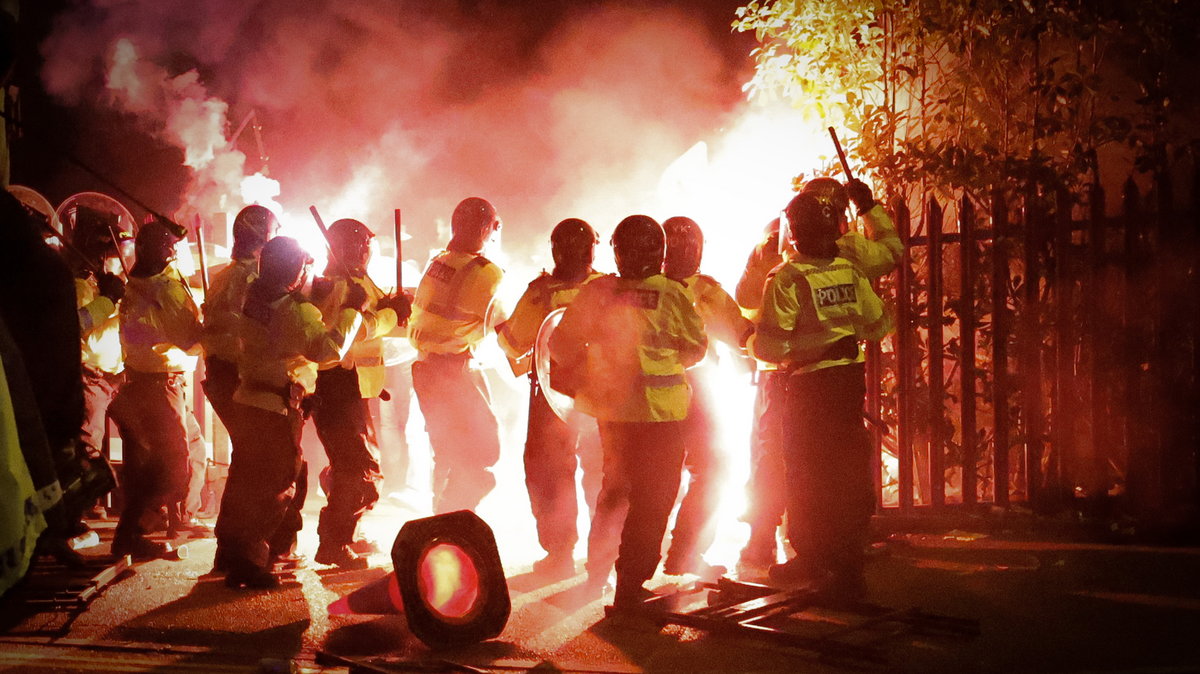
[39,0,749,266]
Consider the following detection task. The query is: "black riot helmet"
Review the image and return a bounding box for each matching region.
[327,218,374,275]
[784,192,840,259]
[800,177,849,232]
[231,204,280,259]
[70,205,132,269]
[258,236,313,292]
[611,215,664,280]
[662,216,703,280]
[550,218,597,281]
[450,197,500,253]
[131,219,181,277]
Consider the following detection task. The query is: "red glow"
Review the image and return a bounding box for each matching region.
[417,543,481,622]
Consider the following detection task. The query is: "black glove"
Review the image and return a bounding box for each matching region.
[846,178,876,214]
[377,291,413,324]
[310,277,334,305]
[96,272,126,302]
[341,283,369,313]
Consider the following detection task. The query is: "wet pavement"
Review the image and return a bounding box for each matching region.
[2,499,1199,673]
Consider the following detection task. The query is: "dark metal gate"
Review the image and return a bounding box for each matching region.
[867,167,1200,523]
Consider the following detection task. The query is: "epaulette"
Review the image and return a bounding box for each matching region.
[473,252,502,273]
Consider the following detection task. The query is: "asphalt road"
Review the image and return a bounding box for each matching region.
[3,499,1200,673]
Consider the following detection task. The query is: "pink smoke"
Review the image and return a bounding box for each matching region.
[39,1,750,260]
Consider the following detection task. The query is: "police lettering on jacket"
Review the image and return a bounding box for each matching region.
[748,256,891,374]
[409,251,504,357]
[549,273,707,423]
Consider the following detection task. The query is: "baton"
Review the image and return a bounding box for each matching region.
[194,214,210,297]
[308,205,356,278]
[107,224,132,279]
[394,208,403,292]
[828,126,854,180]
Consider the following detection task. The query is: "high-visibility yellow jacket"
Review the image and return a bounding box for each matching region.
[234,291,364,415]
[736,228,790,313]
[0,351,46,598]
[408,250,503,357]
[75,276,122,375]
[119,267,202,374]
[839,204,903,279]
[312,272,399,399]
[736,204,903,313]
[201,257,256,364]
[749,256,892,374]
[496,269,603,376]
[550,273,707,422]
[680,273,753,353]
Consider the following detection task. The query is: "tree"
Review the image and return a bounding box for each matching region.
[734,0,1200,199]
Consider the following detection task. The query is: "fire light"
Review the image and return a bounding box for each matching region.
[417,543,482,623]
[390,510,510,648]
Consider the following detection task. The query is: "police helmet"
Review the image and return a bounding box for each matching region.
[662,216,703,280]
[450,197,499,251]
[801,177,850,213]
[328,218,374,272]
[232,204,279,252]
[785,192,840,258]
[611,215,664,280]
[134,219,180,266]
[550,218,597,274]
[70,205,131,261]
[258,236,313,291]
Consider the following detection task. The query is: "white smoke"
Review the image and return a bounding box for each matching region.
[39,0,840,569]
[39,1,751,262]
[102,38,266,222]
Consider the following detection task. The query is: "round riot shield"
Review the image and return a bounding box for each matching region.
[8,185,60,237]
[533,307,578,424]
[55,191,137,246]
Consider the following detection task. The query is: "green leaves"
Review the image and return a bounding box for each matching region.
[735,0,1196,200]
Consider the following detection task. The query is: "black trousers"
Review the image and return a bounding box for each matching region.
[524,383,601,556]
[594,420,686,592]
[411,354,500,514]
[782,362,872,581]
[313,366,381,547]
[65,368,121,523]
[202,356,239,436]
[110,370,205,546]
[216,402,307,572]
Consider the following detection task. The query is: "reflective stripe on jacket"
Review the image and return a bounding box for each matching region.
[201,257,257,364]
[119,267,202,374]
[235,293,363,415]
[76,276,122,374]
[496,270,602,376]
[550,273,707,422]
[748,256,891,374]
[408,250,503,357]
[312,273,399,399]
